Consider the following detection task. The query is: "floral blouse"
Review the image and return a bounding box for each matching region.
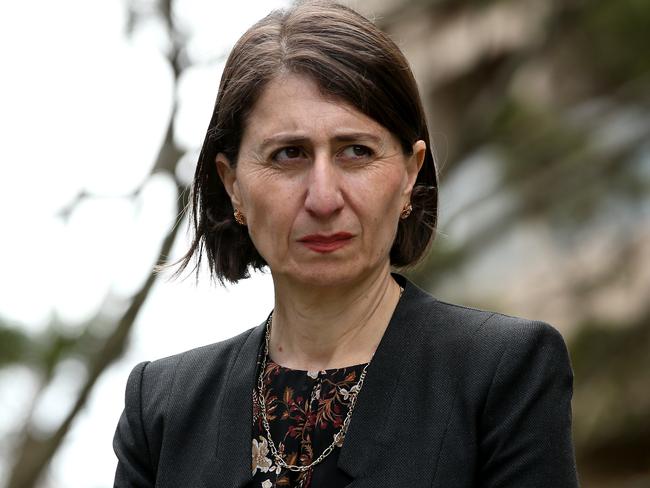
[249,357,367,488]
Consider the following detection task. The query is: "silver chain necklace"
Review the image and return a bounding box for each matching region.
[256,286,404,474]
[257,313,369,473]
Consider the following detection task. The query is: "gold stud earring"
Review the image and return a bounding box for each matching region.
[400,203,412,220]
[234,209,247,225]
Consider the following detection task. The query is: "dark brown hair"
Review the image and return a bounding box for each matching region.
[176,0,438,283]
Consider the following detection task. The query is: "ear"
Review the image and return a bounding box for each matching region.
[215,153,243,209]
[403,140,427,197]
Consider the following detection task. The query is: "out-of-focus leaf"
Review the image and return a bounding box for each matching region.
[0,323,30,366]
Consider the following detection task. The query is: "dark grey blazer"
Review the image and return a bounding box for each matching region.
[113,276,579,487]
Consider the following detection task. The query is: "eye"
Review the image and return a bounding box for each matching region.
[272,146,306,162]
[339,145,373,160]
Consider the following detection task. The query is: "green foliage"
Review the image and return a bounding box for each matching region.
[570,315,650,474]
[0,323,30,366]
[571,317,650,382]
[37,327,81,377]
[581,0,650,84]
[490,100,589,179]
[0,318,88,377]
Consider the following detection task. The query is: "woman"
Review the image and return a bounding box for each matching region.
[113,2,578,487]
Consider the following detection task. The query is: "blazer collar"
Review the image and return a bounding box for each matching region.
[203,274,432,487]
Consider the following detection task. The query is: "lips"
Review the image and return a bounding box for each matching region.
[298,232,353,253]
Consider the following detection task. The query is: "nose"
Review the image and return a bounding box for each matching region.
[304,154,344,219]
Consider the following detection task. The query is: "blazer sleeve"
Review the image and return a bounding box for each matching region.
[113,361,155,488]
[478,321,579,487]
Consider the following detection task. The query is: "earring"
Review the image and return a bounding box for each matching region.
[234,209,247,225]
[400,203,412,220]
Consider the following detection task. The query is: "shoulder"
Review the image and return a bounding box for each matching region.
[434,299,570,367]
[398,278,571,382]
[420,299,573,403]
[123,326,258,414]
[401,297,578,484]
[407,293,574,418]
[149,325,256,374]
[115,325,262,481]
[400,277,568,357]
[433,298,567,351]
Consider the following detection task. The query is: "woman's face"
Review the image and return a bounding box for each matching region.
[217,74,425,288]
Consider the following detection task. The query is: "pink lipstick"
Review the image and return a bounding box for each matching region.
[298,232,353,253]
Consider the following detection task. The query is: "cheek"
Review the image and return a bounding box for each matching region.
[243,185,299,242]
[352,170,405,217]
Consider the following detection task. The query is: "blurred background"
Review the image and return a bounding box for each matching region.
[0,0,648,486]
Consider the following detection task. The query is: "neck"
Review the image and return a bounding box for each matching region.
[268,265,402,371]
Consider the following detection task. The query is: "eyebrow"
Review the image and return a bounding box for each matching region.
[258,132,384,152]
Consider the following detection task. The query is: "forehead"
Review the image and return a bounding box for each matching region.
[240,74,393,145]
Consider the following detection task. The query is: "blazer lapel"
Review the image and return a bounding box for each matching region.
[202,323,265,488]
[201,275,442,488]
[337,276,431,484]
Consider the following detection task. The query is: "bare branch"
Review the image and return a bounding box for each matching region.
[6,0,187,485]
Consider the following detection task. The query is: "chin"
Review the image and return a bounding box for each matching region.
[278,260,380,289]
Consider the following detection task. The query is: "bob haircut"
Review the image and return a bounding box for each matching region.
[177,0,438,284]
